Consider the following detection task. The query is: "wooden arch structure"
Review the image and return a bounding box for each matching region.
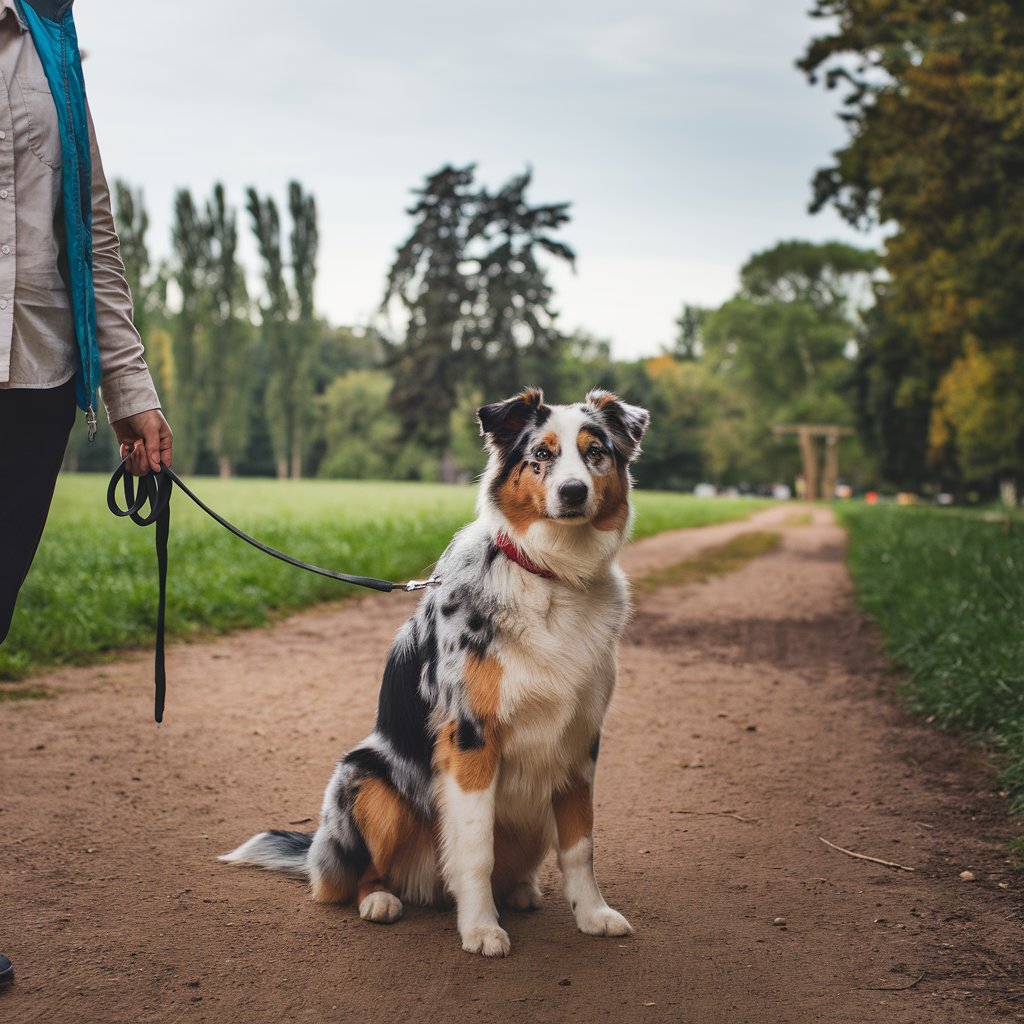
[772,424,853,501]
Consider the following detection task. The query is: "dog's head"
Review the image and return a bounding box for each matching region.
[477,387,650,534]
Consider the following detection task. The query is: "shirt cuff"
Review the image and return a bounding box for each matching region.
[100,367,161,423]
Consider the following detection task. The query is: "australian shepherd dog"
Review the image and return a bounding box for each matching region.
[220,388,650,956]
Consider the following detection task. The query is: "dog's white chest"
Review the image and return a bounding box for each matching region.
[492,574,625,794]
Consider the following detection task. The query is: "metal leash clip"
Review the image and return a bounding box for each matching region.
[403,576,442,592]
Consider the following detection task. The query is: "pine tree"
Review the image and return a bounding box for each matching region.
[466,169,575,396]
[382,165,477,481]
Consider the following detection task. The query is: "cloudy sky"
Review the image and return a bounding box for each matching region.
[74,0,878,360]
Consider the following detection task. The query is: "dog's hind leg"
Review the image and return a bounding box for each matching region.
[493,819,549,911]
[307,828,360,904]
[351,777,431,924]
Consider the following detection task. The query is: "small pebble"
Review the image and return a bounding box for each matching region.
[959,870,976,882]
[772,917,787,927]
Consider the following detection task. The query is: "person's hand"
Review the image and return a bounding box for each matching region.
[111,409,173,476]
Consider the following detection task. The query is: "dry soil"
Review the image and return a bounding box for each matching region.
[1,505,1021,1023]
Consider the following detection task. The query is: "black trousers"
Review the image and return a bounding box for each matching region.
[0,380,76,645]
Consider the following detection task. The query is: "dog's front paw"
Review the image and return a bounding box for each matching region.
[504,881,543,911]
[359,891,403,924]
[461,924,512,957]
[577,905,633,937]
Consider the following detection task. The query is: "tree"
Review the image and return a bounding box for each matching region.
[628,355,713,491]
[247,182,319,479]
[673,305,706,361]
[702,241,876,412]
[205,184,252,477]
[170,188,210,473]
[930,338,1023,490]
[287,181,319,477]
[382,165,575,480]
[800,1,1024,493]
[318,370,437,480]
[382,164,478,481]
[465,169,575,396]
[699,241,878,485]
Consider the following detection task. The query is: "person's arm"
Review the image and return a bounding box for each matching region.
[87,102,172,474]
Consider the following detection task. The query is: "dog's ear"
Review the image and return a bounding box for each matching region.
[586,389,650,462]
[477,387,546,450]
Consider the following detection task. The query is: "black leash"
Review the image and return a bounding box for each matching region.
[106,455,439,723]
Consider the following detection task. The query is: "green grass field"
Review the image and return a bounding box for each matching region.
[0,473,768,680]
[838,503,1024,809]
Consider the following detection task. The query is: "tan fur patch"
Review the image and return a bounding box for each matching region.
[357,865,389,904]
[497,464,548,534]
[552,773,594,851]
[435,720,501,792]
[352,778,424,879]
[579,428,630,532]
[465,653,502,719]
[310,872,356,904]
[491,820,550,897]
[592,464,629,532]
[588,390,622,412]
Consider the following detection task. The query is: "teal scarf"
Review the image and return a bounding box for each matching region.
[16,0,100,437]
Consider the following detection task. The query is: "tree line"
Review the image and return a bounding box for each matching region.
[66,0,1023,501]
[67,152,878,493]
[800,0,1024,501]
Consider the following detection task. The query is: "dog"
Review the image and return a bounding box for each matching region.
[220,387,650,956]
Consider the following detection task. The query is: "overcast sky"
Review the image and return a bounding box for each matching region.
[74,0,878,360]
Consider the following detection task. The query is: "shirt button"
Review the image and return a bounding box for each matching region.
[0,131,6,140]
[1,245,10,255]
[0,191,7,199]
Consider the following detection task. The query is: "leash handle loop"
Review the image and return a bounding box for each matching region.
[106,456,172,527]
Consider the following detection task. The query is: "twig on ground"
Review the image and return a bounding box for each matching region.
[818,836,915,872]
[675,810,760,823]
[857,974,926,992]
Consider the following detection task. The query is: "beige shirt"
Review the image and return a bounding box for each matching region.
[0,0,159,423]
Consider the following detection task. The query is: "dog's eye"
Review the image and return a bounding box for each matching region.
[533,447,552,462]
[587,444,607,462]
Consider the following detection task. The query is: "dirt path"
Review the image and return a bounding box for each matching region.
[1,506,1021,1023]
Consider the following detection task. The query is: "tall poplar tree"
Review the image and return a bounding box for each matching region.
[247,182,319,479]
[170,188,210,473]
[205,184,251,477]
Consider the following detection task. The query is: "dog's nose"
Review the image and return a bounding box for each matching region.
[559,479,588,506]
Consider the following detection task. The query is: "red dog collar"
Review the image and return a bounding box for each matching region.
[495,531,557,579]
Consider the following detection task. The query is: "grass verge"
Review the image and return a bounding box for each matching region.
[0,686,53,702]
[837,503,1024,812]
[639,531,782,590]
[0,474,769,679]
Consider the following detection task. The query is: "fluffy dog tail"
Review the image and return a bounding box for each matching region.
[219,829,313,879]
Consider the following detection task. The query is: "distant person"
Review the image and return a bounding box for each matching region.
[0,0,172,992]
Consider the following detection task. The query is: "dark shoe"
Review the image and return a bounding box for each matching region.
[0,954,12,989]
